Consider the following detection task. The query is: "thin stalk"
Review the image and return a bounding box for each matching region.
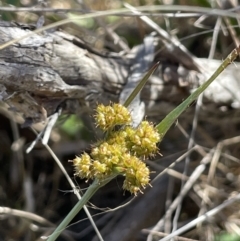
[0,6,239,51]
[47,175,117,241]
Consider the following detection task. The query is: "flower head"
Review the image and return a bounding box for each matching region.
[72,153,93,179]
[122,155,150,195]
[71,103,161,195]
[125,121,160,157]
[95,103,132,131]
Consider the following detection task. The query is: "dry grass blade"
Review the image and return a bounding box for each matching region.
[159,193,240,241]
[0,206,53,226]
[147,149,215,241]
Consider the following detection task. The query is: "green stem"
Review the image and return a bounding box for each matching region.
[47,176,116,241]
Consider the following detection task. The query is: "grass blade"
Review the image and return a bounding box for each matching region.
[156,46,240,138]
[123,62,160,108]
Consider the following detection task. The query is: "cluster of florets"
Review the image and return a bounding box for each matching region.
[72,103,160,195]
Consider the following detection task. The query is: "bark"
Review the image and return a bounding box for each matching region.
[0,20,239,126]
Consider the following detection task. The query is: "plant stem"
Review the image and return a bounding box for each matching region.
[47,176,116,241]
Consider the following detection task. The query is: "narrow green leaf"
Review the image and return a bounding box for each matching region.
[123,61,160,108]
[156,46,240,138]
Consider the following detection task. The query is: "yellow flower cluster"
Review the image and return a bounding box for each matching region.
[72,103,160,195]
[95,103,132,131]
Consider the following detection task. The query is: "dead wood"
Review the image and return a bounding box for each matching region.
[0,20,239,126]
